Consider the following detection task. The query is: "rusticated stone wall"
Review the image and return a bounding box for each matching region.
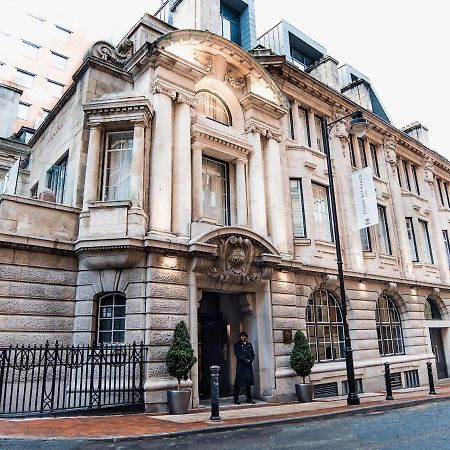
[0,248,78,346]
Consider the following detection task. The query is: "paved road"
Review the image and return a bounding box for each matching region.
[1,400,449,450]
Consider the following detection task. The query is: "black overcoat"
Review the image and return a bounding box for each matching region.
[234,341,255,386]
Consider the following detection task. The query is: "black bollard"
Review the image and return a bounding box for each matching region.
[384,362,394,400]
[210,365,222,422]
[427,362,437,395]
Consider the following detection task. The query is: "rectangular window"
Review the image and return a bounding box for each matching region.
[377,205,392,255]
[349,138,356,168]
[411,165,420,195]
[30,182,39,199]
[17,102,31,120]
[221,16,231,40]
[21,40,40,59]
[314,116,324,152]
[419,220,434,264]
[42,108,50,119]
[445,183,450,208]
[436,178,445,206]
[443,230,450,267]
[312,182,333,242]
[103,131,133,201]
[397,160,402,187]
[202,156,229,225]
[287,103,294,140]
[46,154,68,204]
[55,25,72,44]
[47,79,64,98]
[357,138,367,167]
[51,51,68,70]
[369,143,380,177]
[402,160,411,191]
[405,218,419,262]
[298,108,311,147]
[290,179,306,238]
[360,227,371,252]
[16,69,35,88]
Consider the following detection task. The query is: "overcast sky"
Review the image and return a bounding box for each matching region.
[15,0,450,158]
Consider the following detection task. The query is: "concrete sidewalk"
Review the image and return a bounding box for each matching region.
[1,384,450,442]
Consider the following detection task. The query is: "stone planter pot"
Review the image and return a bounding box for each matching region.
[295,383,314,403]
[167,389,191,414]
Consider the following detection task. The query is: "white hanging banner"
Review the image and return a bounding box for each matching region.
[351,166,379,230]
[2,158,20,195]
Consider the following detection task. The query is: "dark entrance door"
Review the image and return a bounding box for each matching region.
[430,328,448,379]
[198,293,230,399]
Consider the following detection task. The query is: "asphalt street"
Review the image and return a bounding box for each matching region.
[1,400,449,450]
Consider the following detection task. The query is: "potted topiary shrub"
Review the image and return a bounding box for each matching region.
[290,330,315,403]
[166,320,197,414]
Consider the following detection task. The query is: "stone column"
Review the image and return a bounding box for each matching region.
[423,157,450,283]
[264,132,288,253]
[129,122,145,208]
[246,127,267,236]
[307,109,318,151]
[172,94,195,236]
[234,158,248,226]
[383,137,412,278]
[149,81,176,234]
[82,125,102,210]
[192,145,203,222]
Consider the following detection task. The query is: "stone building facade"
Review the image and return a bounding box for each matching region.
[1,8,450,411]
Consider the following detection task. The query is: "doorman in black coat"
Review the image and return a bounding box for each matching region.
[233,331,256,404]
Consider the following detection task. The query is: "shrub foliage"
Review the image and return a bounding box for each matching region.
[290,330,315,383]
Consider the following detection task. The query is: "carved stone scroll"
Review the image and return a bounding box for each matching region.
[224,65,246,92]
[90,40,133,66]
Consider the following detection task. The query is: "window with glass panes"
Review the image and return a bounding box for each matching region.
[16,69,35,88]
[47,79,64,97]
[425,298,442,320]
[369,143,380,177]
[411,165,420,195]
[102,131,133,201]
[377,205,392,255]
[195,91,231,126]
[51,51,68,70]
[312,183,333,242]
[306,289,345,362]
[357,138,367,167]
[376,295,404,356]
[22,40,39,59]
[402,159,411,191]
[419,220,434,264]
[290,179,306,238]
[46,154,68,204]
[436,178,446,206]
[443,230,450,267]
[298,108,311,147]
[202,157,229,225]
[17,102,30,120]
[405,217,419,262]
[97,294,126,344]
[314,116,324,152]
[360,227,371,252]
[55,25,72,43]
[287,102,294,140]
[349,137,357,167]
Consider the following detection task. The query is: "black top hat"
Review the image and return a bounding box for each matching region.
[239,331,248,337]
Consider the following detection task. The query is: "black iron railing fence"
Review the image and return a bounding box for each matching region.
[0,342,147,416]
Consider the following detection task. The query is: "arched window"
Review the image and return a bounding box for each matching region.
[425,298,442,320]
[195,91,231,126]
[97,293,126,344]
[376,295,404,355]
[306,289,345,362]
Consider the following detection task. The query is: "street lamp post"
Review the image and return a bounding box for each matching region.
[323,110,368,406]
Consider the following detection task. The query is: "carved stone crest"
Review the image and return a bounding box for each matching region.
[424,156,434,184]
[224,65,246,92]
[197,235,271,285]
[383,137,397,166]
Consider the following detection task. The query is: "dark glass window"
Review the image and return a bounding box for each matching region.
[306,290,344,362]
[376,295,404,356]
[402,160,411,191]
[357,138,367,167]
[98,293,126,344]
[349,138,356,168]
[411,165,420,195]
[360,227,371,252]
[46,153,68,204]
[369,143,380,177]
[220,2,241,46]
[419,220,434,264]
[436,178,445,206]
[443,230,450,267]
[405,218,419,262]
[425,298,442,320]
[290,179,306,238]
[377,205,392,255]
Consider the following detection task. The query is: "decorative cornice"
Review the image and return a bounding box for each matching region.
[152,80,177,100]
[88,39,134,67]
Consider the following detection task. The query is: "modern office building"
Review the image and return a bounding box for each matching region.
[0,0,449,412]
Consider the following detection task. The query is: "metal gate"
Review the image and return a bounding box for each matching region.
[0,342,147,416]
